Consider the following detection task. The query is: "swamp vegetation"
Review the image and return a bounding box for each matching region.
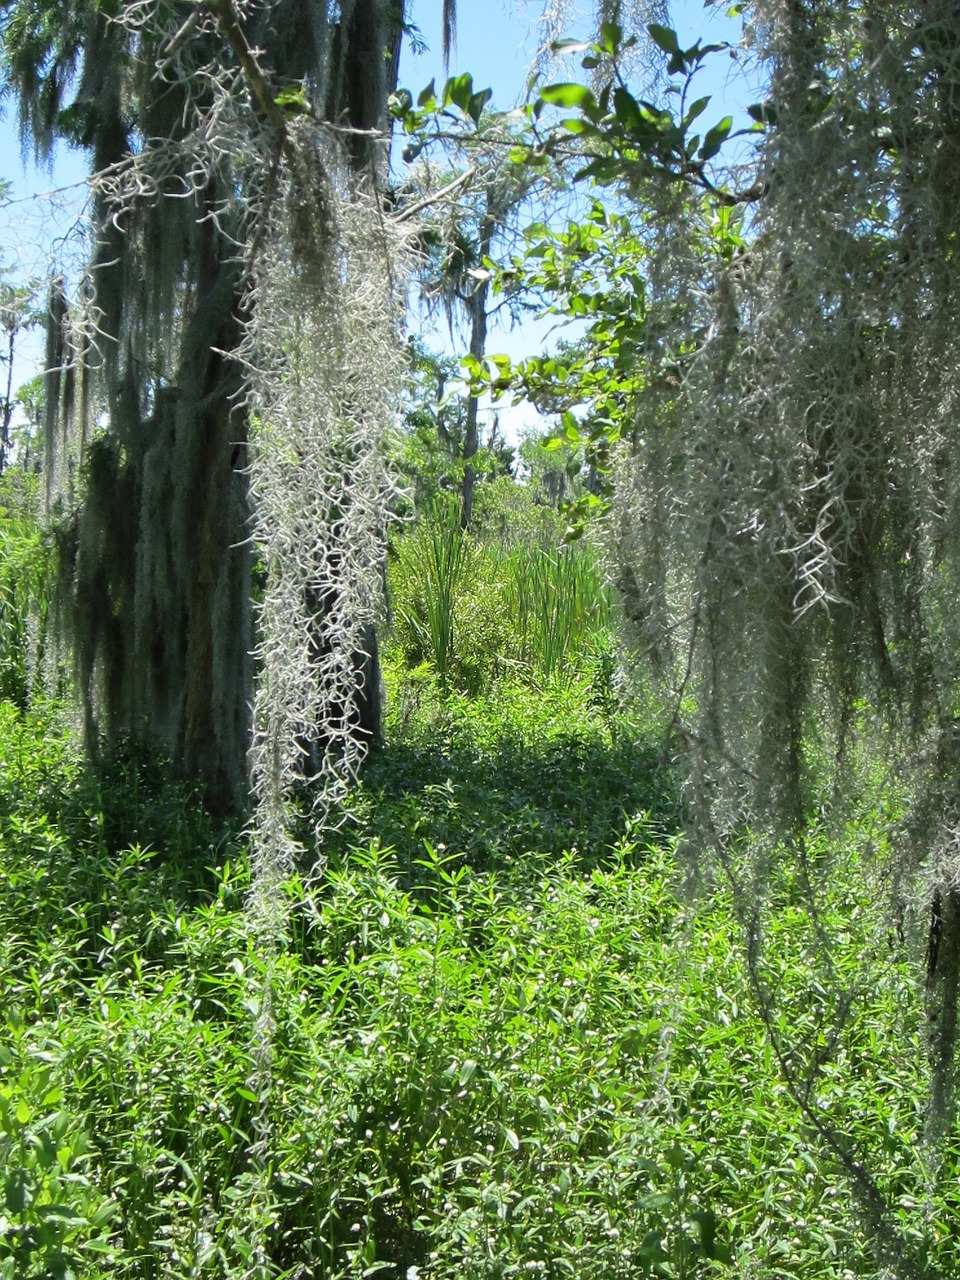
[2,477,959,1278]
[3,0,960,1276]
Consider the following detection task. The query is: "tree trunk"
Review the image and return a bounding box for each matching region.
[461,189,496,529]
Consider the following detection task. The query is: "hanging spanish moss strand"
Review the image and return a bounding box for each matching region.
[609,2,960,1266]
[242,125,407,939]
[234,132,407,1273]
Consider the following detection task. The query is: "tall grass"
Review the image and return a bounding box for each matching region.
[390,507,611,693]
[507,543,611,680]
[394,499,468,691]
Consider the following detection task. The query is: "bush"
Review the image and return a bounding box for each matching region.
[1,694,957,1279]
[0,471,53,707]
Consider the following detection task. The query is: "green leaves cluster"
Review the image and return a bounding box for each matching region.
[0,473,53,707]
[463,194,744,538]
[388,500,612,696]
[390,72,493,160]
[536,21,740,187]
[390,20,760,540]
[0,693,956,1276]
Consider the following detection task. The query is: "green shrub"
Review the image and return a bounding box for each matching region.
[2,688,955,1280]
[0,471,53,707]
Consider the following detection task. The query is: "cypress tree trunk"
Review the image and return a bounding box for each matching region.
[173,236,250,813]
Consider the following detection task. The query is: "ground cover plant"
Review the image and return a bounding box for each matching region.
[0,472,52,707]
[2,681,958,1279]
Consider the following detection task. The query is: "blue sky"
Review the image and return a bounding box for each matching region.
[403,1,752,110]
[0,0,760,436]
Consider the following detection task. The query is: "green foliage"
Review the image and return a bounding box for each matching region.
[389,72,493,160]
[0,471,53,706]
[389,497,612,696]
[392,20,749,199]
[1,692,958,1278]
[355,674,676,871]
[507,543,612,680]
[10,374,44,473]
[433,14,960,1248]
[390,344,516,518]
[529,21,751,191]
[392,499,469,691]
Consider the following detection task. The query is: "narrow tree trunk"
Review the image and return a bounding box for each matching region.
[0,328,15,475]
[461,190,496,529]
[461,283,487,529]
[926,883,960,1142]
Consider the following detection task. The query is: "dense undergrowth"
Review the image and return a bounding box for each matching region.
[2,679,958,1279]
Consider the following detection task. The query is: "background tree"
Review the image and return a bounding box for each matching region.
[10,373,43,473]
[406,114,542,525]
[392,340,516,515]
[0,277,38,475]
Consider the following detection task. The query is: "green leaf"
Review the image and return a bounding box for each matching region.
[273,85,310,114]
[699,115,733,161]
[458,1059,477,1085]
[647,23,680,55]
[613,86,644,133]
[4,1168,29,1215]
[747,101,778,126]
[664,1142,693,1170]
[539,82,598,113]
[90,1199,120,1227]
[574,157,622,184]
[598,20,623,54]
[683,95,711,128]
[561,118,596,135]
[417,79,437,108]
[443,73,475,114]
[36,1204,86,1227]
[468,88,492,124]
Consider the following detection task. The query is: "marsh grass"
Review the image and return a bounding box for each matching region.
[389,511,612,695]
[0,690,957,1278]
[393,502,470,692]
[506,543,611,682]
